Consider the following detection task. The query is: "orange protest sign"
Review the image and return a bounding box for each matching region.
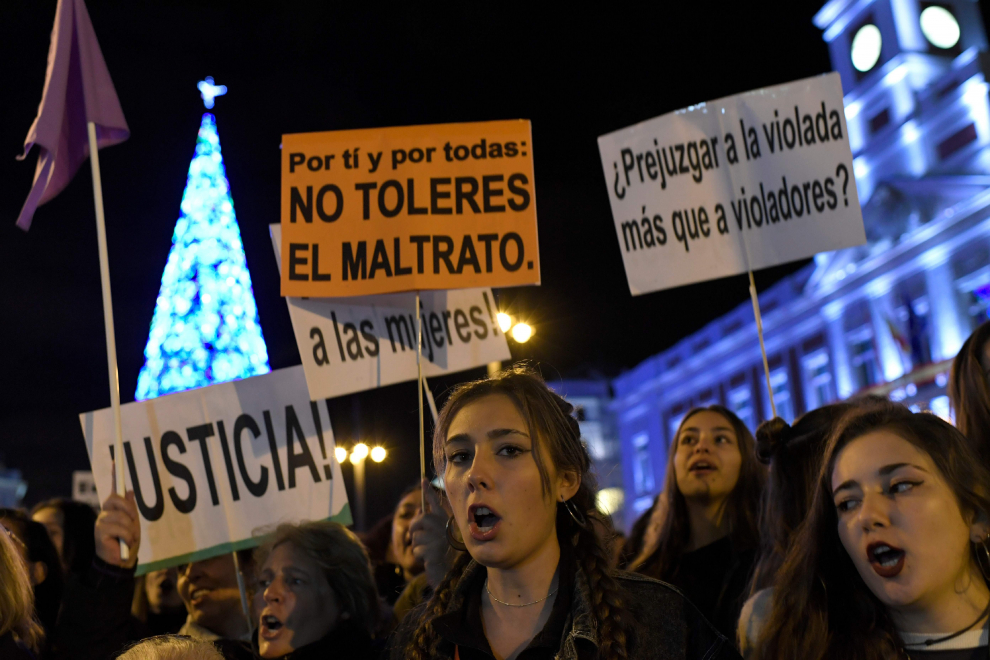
[280,120,540,297]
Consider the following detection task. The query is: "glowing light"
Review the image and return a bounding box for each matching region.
[352,443,369,461]
[335,447,348,463]
[851,24,883,72]
[371,446,387,463]
[497,312,513,333]
[197,77,227,109]
[510,323,533,343]
[596,487,625,515]
[920,6,960,50]
[135,113,270,401]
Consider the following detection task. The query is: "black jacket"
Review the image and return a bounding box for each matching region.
[264,620,375,659]
[49,558,254,660]
[388,558,740,660]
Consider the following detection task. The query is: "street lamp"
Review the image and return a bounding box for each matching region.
[510,322,533,343]
[341,442,385,531]
[498,310,534,343]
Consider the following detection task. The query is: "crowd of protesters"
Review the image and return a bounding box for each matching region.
[1,320,989,659]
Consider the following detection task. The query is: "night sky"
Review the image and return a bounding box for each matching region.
[1,1,956,527]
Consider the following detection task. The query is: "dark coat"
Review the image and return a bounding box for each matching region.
[388,558,741,660]
[49,558,254,660]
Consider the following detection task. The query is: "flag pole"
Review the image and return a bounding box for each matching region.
[416,293,426,512]
[748,270,777,419]
[87,121,128,560]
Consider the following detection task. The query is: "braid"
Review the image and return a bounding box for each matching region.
[567,505,634,660]
[404,551,472,660]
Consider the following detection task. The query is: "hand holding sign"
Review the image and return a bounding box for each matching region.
[96,480,141,569]
[410,482,454,589]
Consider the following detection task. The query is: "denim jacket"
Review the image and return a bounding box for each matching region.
[390,558,741,660]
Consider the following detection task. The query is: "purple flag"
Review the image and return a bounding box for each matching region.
[16,0,129,231]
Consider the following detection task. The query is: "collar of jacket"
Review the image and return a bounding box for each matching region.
[443,555,601,656]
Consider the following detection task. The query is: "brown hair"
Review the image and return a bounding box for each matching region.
[0,522,44,653]
[254,521,379,637]
[638,405,765,582]
[749,403,854,593]
[404,365,632,660]
[950,321,990,463]
[755,401,990,660]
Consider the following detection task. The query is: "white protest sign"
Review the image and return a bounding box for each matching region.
[270,224,511,401]
[80,365,349,574]
[597,72,865,295]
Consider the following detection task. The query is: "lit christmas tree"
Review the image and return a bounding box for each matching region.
[135,78,270,401]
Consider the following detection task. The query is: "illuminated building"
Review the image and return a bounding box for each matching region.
[612,0,990,530]
[135,81,270,400]
[549,379,624,523]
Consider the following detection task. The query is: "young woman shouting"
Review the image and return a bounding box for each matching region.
[393,366,738,660]
[755,401,990,659]
[636,406,765,640]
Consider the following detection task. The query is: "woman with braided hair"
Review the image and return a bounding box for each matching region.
[391,365,737,660]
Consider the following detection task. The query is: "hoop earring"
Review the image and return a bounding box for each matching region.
[562,499,590,530]
[446,517,467,552]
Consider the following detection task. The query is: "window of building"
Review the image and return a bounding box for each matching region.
[849,327,879,389]
[967,286,990,325]
[668,413,686,444]
[631,432,656,495]
[767,369,795,422]
[803,350,834,410]
[728,386,755,431]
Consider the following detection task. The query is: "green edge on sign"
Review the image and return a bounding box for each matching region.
[134,503,353,576]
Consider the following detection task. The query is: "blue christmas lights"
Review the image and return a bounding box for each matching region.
[135,113,270,401]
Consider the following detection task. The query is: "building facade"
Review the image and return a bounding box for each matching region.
[612,0,990,531]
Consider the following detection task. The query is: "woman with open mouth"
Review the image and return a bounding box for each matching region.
[393,365,738,660]
[255,520,379,658]
[754,400,990,660]
[634,405,766,641]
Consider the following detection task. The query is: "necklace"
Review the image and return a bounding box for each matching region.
[485,579,559,607]
[902,600,990,652]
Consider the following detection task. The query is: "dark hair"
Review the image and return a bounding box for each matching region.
[755,401,990,660]
[30,498,97,576]
[255,521,379,637]
[638,405,765,582]
[0,509,65,636]
[405,365,633,660]
[749,403,855,592]
[616,495,657,570]
[950,321,990,463]
[359,483,421,565]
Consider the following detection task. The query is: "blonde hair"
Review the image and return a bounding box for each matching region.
[0,525,43,653]
[254,521,379,637]
[116,635,223,660]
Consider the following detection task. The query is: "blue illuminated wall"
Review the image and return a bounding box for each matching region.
[135,113,270,401]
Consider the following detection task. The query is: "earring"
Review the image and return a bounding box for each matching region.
[446,517,467,551]
[978,533,990,584]
[562,499,590,530]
